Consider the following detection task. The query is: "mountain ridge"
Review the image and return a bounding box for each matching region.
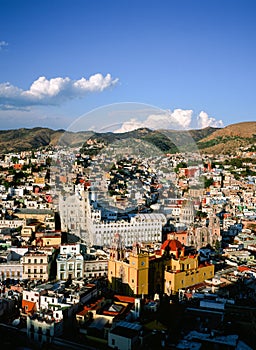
[0,121,255,154]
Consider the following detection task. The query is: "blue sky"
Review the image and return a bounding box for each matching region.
[0,0,255,131]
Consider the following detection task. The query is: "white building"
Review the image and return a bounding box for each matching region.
[56,244,84,280]
[0,218,25,229]
[87,202,166,247]
[0,261,22,281]
[58,185,88,242]
[84,258,108,279]
[108,321,142,350]
[27,310,63,345]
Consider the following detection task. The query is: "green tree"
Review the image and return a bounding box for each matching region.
[175,161,187,173]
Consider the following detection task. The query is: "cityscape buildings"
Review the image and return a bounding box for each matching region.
[0,134,256,349]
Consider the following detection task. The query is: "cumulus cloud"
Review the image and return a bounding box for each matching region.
[0,41,8,50]
[0,73,118,109]
[114,109,193,133]
[196,111,224,129]
[114,109,223,133]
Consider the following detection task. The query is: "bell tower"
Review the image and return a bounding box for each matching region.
[109,233,125,261]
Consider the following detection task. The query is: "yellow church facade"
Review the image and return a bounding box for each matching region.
[108,234,214,296]
[164,255,214,294]
[108,250,149,296]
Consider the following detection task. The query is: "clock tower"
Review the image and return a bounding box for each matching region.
[129,243,149,296]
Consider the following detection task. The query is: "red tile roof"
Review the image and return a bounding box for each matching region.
[114,295,135,303]
[22,300,36,314]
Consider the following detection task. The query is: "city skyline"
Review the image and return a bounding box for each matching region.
[0,0,256,131]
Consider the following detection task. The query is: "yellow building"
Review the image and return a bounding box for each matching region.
[33,232,62,247]
[108,235,214,296]
[108,234,149,296]
[15,208,55,223]
[21,222,42,244]
[34,177,45,186]
[162,239,214,294]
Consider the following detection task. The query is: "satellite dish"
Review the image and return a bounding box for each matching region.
[12,318,20,326]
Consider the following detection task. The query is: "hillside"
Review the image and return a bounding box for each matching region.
[0,122,254,155]
[0,128,94,153]
[0,126,218,154]
[198,121,256,154]
[0,128,56,153]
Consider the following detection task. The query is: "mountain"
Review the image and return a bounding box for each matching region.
[0,122,254,155]
[0,128,94,153]
[198,121,256,154]
[0,128,56,153]
[0,126,218,154]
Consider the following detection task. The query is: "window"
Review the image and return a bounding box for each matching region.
[112,339,115,346]
[34,259,37,264]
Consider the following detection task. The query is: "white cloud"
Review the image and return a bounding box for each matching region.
[0,73,118,109]
[196,111,224,129]
[114,109,224,133]
[114,109,193,133]
[0,41,8,50]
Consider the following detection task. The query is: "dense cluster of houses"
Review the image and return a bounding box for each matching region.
[0,142,256,348]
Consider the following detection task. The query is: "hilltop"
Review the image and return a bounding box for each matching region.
[198,121,256,154]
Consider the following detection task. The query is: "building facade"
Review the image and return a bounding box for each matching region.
[56,244,84,281]
[108,234,149,297]
[84,258,108,279]
[163,239,214,294]
[58,186,88,242]
[27,311,63,346]
[22,250,52,281]
[87,203,166,247]
[108,235,214,296]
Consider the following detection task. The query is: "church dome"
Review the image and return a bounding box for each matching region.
[161,239,183,252]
